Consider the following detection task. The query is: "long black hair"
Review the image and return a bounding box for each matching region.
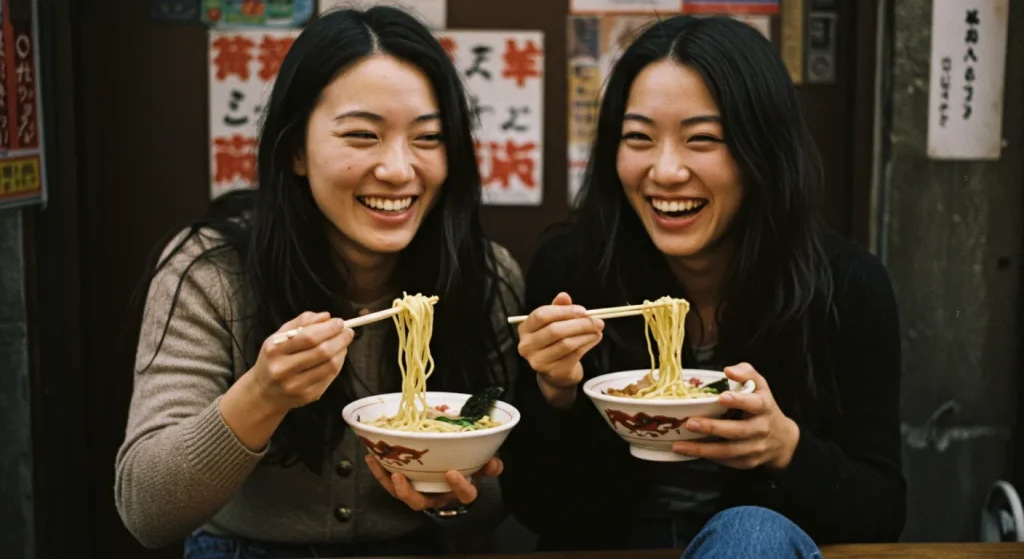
[134,7,516,472]
[568,15,838,423]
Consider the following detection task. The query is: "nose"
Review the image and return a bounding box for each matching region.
[648,144,691,186]
[374,141,415,185]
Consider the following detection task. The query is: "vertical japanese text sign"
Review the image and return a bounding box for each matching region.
[209,29,300,198]
[0,0,46,210]
[927,0,1009,160]
[437,31,545,206]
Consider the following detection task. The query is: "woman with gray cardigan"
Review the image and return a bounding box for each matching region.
[115,7,523,558]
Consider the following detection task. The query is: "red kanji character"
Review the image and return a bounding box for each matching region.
[438,36,458,62]
[212,35,256,81]
[483,140,537,189]
[257,35,295,82]
[502,39,542,88]
[213,135,258,184]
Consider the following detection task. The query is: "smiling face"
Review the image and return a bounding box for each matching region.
[293,54,447,266]
[616,59,744,262]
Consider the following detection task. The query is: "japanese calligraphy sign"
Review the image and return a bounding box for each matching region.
[0,0,46,210]
[208,29,300,198]
[202,0,313,27]
[927,0,1008,160]
[438,31,545,206]
[318,0,446,29]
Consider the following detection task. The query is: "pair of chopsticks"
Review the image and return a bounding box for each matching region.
[271,296,439,344]
[506,301,673,325]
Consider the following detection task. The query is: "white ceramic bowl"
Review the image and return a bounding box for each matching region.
[583,369,755,462]
[342,392,520,493]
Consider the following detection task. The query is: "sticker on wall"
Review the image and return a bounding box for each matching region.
[319,0,447,29]
[437,30,545,206]
[0,0,47,210]
[202,0,314,27]
[208,29,301,198]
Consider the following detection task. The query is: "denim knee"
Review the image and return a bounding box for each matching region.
[682,506,821,558]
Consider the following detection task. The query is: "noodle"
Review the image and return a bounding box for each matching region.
[366,293,501,432]
[606,296,726,399]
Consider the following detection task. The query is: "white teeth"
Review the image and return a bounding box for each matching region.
[651,198,703,213]
[360,196,413,212]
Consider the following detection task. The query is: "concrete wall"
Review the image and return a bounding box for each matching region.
[884,0,1023,541]
[0,209,34,558]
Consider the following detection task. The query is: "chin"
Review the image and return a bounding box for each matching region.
[645,232,702,257]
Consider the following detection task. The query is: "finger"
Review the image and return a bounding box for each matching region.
[444,470,479,505]
[268,318,347,357]
[684,416,768,440]
[718,390,769,415]
[478,457,503,479]
[672,438,764,463]
[525,331,602,371]
[723,362,767,391]
[297,350,347,400]
[552,292,573,306]
[364,455,398,498]
[391,473,434,511]
[519,303,591,337]
[275,311,330,336]
[291,326,355,373]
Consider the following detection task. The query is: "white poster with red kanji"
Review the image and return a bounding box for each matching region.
[209,29,299,199]
[437,30,544,206]
[0,0,47,210]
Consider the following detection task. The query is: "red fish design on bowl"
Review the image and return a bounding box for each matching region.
[604,409,688,437]
[358,436,430,466]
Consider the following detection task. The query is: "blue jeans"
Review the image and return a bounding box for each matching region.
[183,529,443,559]
[681,506,821,558]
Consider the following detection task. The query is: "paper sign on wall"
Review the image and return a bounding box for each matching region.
[318,0,446,28]
[0,0,47,210]
[438,30,545,206]
[208,29,300,198]
[571,0,680,14]
[926,0,1008,160]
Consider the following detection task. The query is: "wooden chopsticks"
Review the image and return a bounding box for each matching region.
[271,296,439,344]
[505,301,672,325]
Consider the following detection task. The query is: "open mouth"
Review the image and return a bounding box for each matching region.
[647,197,708,219]
[356,195,418,214]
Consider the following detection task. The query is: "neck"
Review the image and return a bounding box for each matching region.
[666,235,737,346]
[329,232,398,304]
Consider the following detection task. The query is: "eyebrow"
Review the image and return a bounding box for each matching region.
[623,112,721,126]
[333,110,441,123]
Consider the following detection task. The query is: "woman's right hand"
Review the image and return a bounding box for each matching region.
[517,292,604,407]
[220,311,354,451]
[249,311,355,412]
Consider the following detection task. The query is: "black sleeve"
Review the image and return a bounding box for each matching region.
[741,243,907,543]
[498,234,607,542]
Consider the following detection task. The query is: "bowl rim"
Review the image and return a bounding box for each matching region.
[341,391,521,440]
[582,368,755,406]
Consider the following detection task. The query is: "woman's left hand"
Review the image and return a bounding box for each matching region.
[673,363,800,472]
[365,454,503,511]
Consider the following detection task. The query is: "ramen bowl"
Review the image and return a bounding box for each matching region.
[342,392,520,493]
[582,368,755,462]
